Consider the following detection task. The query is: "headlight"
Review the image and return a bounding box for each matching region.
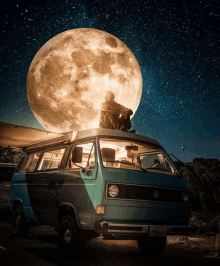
[108,184,120,198]
[182,192,190,203]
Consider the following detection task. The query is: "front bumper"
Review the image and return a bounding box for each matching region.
[94,221,197,237]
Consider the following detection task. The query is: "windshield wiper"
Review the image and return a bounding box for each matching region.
[105,160,148,173]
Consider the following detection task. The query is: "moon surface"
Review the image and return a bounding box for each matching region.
[27,28,142,133]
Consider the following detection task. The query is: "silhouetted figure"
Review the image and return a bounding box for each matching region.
[99,91,135,132]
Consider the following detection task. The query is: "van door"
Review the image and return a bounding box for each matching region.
[25,147,65,225]
[57,140,97,228]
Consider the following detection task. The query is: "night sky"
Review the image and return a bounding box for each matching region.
[0,0,219,162]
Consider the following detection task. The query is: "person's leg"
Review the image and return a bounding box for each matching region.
[118,115,131,131]
[123,115,131,131]
[118,116,126,131]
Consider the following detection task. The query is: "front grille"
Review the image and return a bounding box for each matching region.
[107,183,191,204]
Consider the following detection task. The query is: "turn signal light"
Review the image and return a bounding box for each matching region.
[96,205,106,215]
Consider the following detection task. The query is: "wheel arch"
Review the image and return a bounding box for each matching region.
[57,202,81,229]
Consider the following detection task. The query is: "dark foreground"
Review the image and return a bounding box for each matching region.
[0,213,219,266]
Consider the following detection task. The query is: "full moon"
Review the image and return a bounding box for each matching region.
[27,28,142,133]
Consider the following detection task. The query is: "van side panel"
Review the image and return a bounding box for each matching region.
[26,171,59,226]
[57,170,97,229]
[9,173,38,222]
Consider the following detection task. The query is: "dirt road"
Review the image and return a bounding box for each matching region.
[0,215,220,266]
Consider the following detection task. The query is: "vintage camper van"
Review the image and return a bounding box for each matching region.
[9,128,196,257]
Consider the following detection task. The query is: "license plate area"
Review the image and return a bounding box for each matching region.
[149,225,167,237]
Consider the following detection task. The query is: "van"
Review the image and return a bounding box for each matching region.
[0,163,17,213]
[9,128,196,257]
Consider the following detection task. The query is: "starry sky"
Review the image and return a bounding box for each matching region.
[0,0,219,162]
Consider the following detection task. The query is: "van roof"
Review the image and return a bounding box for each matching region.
[26,128,162,151]
[0,122,161,151]
[70,128,161,146]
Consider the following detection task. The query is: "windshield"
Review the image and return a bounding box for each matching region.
[99,138,177,175]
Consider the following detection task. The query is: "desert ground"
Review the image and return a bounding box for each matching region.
[0,212,219,266]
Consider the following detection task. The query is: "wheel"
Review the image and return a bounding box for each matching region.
[57,215,82,258]
[12,205,29,237]
[137,237,167,256]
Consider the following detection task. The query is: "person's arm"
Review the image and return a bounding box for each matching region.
[114,101,133,116]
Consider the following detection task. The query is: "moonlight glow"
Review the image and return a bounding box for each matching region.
[27,28,142,133]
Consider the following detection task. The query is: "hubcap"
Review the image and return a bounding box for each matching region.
[63,228,71,245]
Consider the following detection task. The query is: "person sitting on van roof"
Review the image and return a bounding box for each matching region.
[99,91,135,133]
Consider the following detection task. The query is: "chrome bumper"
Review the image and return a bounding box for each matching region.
[94,221,197,236]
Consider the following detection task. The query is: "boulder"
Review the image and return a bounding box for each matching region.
[0,146,23,164]
[175,158,220,212]
[189,211,220,235]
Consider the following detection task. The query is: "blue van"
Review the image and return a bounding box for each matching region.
[9,128,196,257]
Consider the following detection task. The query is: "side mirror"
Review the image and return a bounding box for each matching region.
[72,146,83,163]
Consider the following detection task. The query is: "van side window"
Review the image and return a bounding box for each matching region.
[22,153,41,172]
[66,142,95,170]
[37,148,65,171]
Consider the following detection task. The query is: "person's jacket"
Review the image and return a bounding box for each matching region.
[99,99,133,129]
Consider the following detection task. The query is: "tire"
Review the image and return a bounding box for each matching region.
[12,205,29,237]
[137,237,167,256]
[57,215,82,258]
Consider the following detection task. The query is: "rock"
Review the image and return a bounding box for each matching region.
[190,244,198,249]
[214,252,220,257]
[201,249,210,253]
[178,236,189,243]
[188,211,220,235]
[175,158,220,212]
[0,146,23,164]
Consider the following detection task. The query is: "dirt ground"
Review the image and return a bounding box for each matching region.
[0,213,220,266]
